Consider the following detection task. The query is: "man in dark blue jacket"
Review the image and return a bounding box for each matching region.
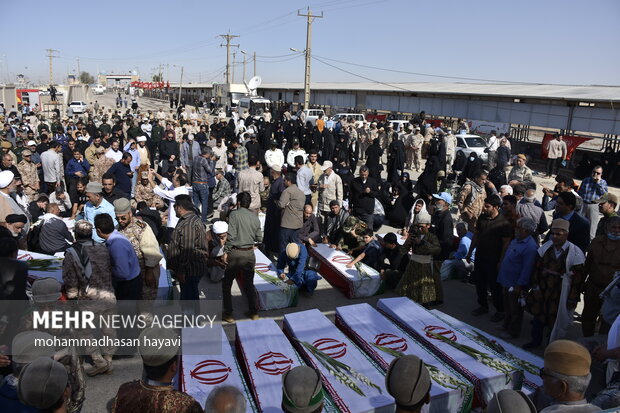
[105,152,133,197]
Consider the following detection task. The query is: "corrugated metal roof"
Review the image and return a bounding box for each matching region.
[176,81,620,102]
[257,82,620,102]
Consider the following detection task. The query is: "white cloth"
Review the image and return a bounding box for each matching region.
[153,178,189,228]
[538,240,586,342]
[286,148,307,166]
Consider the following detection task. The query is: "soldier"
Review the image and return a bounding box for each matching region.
[135,170,164,209]
[411,127,424,172]
[113,198,162,300]
[357,122,369,161]
[112,328,202,413]
[90,146,114,183]
[422,123,434,159]
[445,129,458,172]
[403,127,415,170]
[336,215,366,254]
[16,149,39,201]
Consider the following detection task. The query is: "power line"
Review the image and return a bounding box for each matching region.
[219,33,240,84]
[312,54,550,85]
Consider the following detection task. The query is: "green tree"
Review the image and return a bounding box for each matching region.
[152,74,163,82]
[79,71,95,84]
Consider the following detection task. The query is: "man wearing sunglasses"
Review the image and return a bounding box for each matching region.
[578,166,608,240]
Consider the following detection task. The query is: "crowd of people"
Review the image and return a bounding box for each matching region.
[0,99,618,412]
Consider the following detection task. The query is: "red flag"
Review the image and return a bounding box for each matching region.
[541,133,591,160]
[166,81,170,89]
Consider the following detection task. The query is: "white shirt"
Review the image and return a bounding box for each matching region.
[153,178,190,228]
[265,148,285,170]
[105,148,123,163]
[488,135,499,151]
[287,148,307,166]
[296,165,313,196]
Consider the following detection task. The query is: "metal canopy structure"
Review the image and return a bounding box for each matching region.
[257,82,620,136]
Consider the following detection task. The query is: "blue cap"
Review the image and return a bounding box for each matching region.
[432,192,452,204]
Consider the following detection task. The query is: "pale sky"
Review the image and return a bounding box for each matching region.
[1,0,619,86]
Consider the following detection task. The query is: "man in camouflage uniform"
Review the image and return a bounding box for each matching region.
[422,123,434,159]
[403,127,415,170]
[90,146,114,183]
[16,149,39,200]
[411,127,424,172]
[135,170,164,209]
[336,215,366,254]
[113,198,162,300]
[358,122,369,160]
[445,129,458,172]
[112,328,203,413]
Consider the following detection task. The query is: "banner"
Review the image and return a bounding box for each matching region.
[541,133,591,160]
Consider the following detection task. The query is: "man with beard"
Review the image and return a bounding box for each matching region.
[264,167,286,254]
[85,136,104,164]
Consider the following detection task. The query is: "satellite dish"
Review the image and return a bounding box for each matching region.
[245,76,262,96]
[248,76,262,90]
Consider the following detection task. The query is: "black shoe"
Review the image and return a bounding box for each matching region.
[471,307,489,316]
[490,312,505,322]
[522,341,541,350]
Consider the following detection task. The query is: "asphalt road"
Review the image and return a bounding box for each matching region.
[77,92,617,412]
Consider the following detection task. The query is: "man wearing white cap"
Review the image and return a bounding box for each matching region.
[0,170,28,226]
[317,160,343,228]
[205,220,228,299]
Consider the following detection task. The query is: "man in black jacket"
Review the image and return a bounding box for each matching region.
[351,166,379,229]
[158,131,179,173]
[547,191,591,254]
[431,192,455,306]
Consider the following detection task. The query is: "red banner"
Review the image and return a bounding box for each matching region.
[541,133,591,160]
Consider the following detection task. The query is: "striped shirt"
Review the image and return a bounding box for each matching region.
[167,212,208,277]
[578,177,608,203]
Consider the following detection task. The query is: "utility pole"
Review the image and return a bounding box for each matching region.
[232,52,236,83]
[253,51,257,77]
[242,53,246,83]
[178,66,184,105]
[298,8,323,110]
[45,48,59,85]
[76,57,81,82]
[218,32,239,84]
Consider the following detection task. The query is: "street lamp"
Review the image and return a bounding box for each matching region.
[240,50,256,82]
[290,47,310,110]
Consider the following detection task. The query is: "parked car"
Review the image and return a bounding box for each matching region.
[456,133,489,163]
[326,113,366,129]
[92,84,105,95]
[69,101,88,114]
[292,109,325,126]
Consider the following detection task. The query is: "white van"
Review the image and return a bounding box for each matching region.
[292,109,326,126]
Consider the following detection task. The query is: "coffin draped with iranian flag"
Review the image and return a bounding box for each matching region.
[284,309,395,413]
[377,297,525,408]
[236,318,338,413]
[234,249,298,311]
[310,243,384,298]
[430,309,543,394]
[180,328,257,412]
[336,303,474,413]
[19,249,174,300]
